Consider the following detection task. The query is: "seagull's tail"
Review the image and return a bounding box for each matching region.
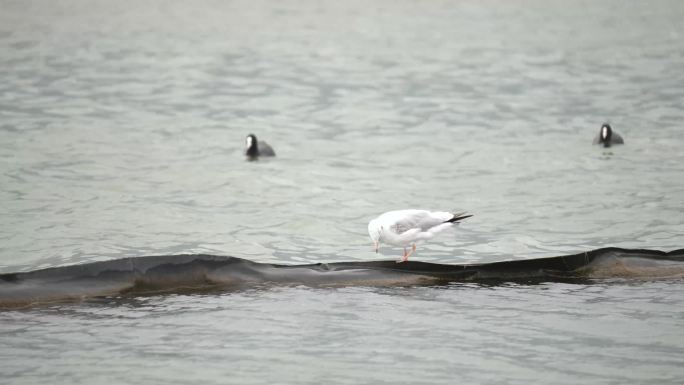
[445,212,473,223]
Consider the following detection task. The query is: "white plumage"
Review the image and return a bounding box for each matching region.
[368,209,472,262]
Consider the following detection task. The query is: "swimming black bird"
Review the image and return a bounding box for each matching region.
[592,123,624,147]
[244,134,275,159]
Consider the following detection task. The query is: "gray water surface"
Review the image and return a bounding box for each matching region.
[1,0,684,383]
[3,283,684,385]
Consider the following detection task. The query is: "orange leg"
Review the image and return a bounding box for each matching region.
[397,244,417,263]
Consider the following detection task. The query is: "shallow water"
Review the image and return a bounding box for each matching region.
[1,0,684,383]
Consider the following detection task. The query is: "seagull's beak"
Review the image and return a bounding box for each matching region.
[374,241,379,253]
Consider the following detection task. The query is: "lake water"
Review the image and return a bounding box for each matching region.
[1,0,683,383]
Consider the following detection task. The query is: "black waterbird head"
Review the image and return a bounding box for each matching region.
[245,134,259,158]
[599,123,612,147]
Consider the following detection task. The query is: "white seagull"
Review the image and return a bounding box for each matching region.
[368,210,473,262]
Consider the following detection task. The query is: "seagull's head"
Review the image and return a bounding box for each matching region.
[245,134,259,158]
[367,219,383,253]
[599,123,612,147]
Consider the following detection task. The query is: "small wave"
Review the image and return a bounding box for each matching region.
[1,248,683,308]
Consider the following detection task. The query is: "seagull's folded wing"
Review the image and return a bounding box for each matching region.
[394,210,452,233]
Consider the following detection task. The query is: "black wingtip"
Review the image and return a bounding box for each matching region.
[445,213,473,223]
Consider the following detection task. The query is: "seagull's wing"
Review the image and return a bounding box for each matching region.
[392,210,452,234]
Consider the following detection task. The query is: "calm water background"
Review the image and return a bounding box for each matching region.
[1,0,683,384]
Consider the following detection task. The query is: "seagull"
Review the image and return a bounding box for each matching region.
[368,210,473,262]
[245,134,276,160]
[592,123,624,148]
